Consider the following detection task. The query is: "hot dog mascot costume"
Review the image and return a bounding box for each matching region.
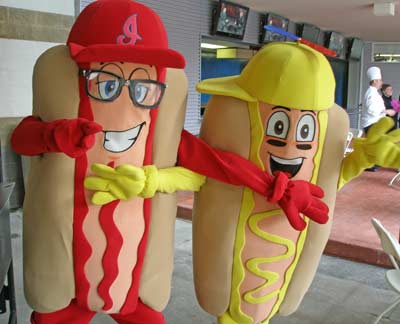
[12,0,398,323]
[11,1,206,323]
[193,42,400,324]
[11,1,334,322]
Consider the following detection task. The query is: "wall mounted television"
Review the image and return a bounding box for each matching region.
[212,0,249,40]
[260,13,289,43]
[348,38,364,60]
[296,23,320,43]
[325,31,345,58]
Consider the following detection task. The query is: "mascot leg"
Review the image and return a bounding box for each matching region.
[111,300,165,324]
[218,312,239,324]
[218,311,270,324]
[30,300,95,324]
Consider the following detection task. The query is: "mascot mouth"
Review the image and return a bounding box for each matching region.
[269,154,304,178]
[103,122,145,153]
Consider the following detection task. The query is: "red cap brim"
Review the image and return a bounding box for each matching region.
[68,42,185,68]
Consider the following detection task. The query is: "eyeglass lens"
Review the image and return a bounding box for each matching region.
[86,71,164,107]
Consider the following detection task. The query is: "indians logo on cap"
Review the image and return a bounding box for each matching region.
[117,14,142,45]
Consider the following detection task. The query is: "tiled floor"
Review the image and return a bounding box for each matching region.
[177,168,400,267]
[4,213,400,324]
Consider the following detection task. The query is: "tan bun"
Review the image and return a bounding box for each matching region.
[193,98,349,316]
[24,44,188,312]
[24,45,78,312]
[193,95,251,315]
[279,104,349,315]
[139,68,188,311]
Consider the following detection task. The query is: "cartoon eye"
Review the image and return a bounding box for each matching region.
[134,84,149,104]
[266,111,290,139]
[98,80,119,100]
[296,114,316,142]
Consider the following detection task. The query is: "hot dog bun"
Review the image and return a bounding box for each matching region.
[24,45,78,312]
[192,95,250,315]
[139,67,188,311]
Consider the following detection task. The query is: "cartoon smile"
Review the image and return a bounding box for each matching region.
[103,122,145,153]
[269,154,304,178]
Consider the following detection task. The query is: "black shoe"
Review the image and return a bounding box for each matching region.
[365,167,377,172]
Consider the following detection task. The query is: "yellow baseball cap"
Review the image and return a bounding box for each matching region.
[197,42,335,110]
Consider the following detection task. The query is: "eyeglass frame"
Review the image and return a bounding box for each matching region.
[79,69,167,109]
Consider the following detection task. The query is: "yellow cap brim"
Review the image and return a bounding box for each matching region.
[196,76,257,103]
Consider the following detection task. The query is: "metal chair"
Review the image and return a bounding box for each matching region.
[371,218,400,324]
[344,128,363,155]
[389,170,400,187]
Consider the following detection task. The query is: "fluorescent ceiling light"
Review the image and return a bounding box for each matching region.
[376,54,400,57]
[201,43,227,49]
[373,2,396,16]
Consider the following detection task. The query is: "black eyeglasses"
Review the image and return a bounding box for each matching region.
[80,69,167,109]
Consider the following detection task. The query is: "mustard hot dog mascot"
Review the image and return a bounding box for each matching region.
[192,42,400,324]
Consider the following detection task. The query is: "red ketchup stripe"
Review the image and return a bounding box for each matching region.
[119,198,151,314]
[73,154,92,310]
[97,199,122,312]
[96,161,123,312]
[74,63,94,309]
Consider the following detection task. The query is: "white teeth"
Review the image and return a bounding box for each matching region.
[270,155,303,166]
[103,123,144,153]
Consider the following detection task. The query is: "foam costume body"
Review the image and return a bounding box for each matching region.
[12,2,334,322]
[193,42,400,324]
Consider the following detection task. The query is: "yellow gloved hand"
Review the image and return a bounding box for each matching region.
[84,164,147,205]
[339,117,400,189]
[157,166,205,194]
[84,164,205,205]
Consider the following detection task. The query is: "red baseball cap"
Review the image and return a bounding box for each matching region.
[67,0,185,68]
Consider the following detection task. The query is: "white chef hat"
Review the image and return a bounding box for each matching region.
[367,66,382,81]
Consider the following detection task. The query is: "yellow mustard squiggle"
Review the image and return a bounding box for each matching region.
[243,211,296,304]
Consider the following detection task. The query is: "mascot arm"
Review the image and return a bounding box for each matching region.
[85,163,205,205]
[178,130,328,231]
[338,148,370,190]
[11,115,102,158]
[338,117,400,189]
[177,129,270,194]
[84,130,329,229]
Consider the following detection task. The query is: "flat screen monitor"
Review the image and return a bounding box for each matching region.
[261,13,289,43]
[297,23,320,43]
[212,0,249,40]
[325,31,345,57]
[348,38,364,60]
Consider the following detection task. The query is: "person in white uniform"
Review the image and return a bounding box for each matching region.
[361,66,395,132]
[361,66,396,171]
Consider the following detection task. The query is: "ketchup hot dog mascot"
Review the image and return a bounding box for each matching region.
[11,1,205,323]
[192,42,400,324]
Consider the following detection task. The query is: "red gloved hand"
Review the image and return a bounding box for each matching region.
[44,118,102,158]
[267,171,329,231]
[11,116,102,158]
